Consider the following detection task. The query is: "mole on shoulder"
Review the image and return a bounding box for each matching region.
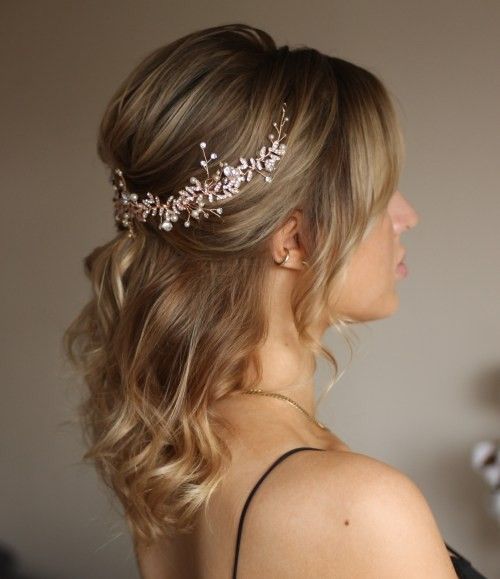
[344,519,349,526]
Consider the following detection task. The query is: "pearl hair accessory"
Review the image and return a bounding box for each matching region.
[112,102,289,238]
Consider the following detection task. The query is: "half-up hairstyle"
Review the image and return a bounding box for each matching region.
[62,23,405,544]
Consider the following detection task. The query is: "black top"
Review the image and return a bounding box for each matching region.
[231,446,488,579]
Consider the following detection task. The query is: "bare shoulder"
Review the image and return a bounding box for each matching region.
[240,449,458,578]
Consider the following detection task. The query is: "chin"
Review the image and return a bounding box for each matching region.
[377,292,400,319]
[348,292,401,323]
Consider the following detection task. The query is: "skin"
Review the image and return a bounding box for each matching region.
[232,189,419,418]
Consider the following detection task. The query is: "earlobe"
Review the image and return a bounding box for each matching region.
[274,248,290,266]
[273,247,309,270]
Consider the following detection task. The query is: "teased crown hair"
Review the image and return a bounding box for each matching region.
[111,102,289,238]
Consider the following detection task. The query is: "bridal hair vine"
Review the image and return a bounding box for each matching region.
[112,102,289,238]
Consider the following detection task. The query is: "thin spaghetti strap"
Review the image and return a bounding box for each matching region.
[231,446,325,579]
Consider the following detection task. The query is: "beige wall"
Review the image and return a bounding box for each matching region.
[1,1,499,577]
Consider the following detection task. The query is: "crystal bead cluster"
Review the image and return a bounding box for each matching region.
[112,102,289,238]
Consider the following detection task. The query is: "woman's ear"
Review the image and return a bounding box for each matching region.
[270,209,309,270]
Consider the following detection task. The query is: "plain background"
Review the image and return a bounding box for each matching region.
[1,1,499,578]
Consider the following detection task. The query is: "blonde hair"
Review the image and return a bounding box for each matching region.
[62,23,404,544]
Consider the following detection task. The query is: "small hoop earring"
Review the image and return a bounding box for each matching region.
[274,247,290,266]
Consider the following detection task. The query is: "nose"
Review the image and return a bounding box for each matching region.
[391,190,419,233]
[404,200,419,230]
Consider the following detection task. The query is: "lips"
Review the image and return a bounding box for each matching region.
[395,250,407,277]
[396,261,408,277]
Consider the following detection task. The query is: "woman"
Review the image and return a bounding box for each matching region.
[63,23,487,578]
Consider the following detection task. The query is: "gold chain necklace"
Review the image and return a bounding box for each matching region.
[240,388,329,431]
